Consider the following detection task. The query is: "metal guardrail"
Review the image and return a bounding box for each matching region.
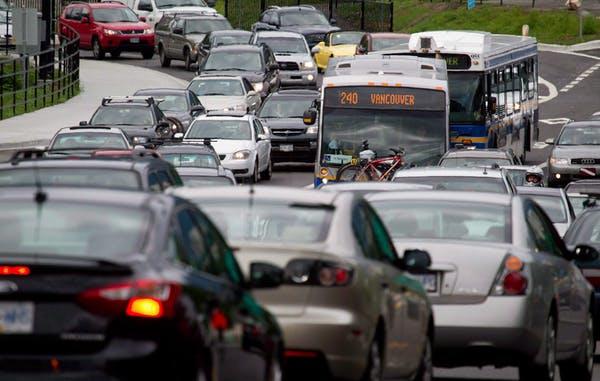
[0,23,80,120]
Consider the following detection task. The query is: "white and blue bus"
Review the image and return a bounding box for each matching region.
[376,31,539,161]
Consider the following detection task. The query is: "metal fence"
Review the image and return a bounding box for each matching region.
[224,0,393,32]
[0,24,80,120]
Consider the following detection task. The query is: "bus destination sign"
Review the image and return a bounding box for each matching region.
[324,86,445,111]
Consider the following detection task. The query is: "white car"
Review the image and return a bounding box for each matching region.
[182,112,272,183]
[107,0,216,28]
[187,75,262,113]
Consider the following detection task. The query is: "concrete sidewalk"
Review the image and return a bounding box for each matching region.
[0,59,188,148]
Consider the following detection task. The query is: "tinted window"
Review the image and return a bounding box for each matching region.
[280,11,328,26]
[157,170,173,189]
[393,176,508,193]
[91,107,154,126]
[148,172,161,192]
[352,203,378,260]
[185,18,232,34]
[259,96,315,118]
[175,209,209,271]
[526,205,561,255]
[92,8,138,23]
[188,79,244,97]
[203,51,263,71]
[187,120,251,140]
[440,157,512,168]
[0,201,149,258]
[0,168,141,190]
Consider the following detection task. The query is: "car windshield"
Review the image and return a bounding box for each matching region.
[567,212,600,248]
[153,94,187,112]
[187,120,251,140]
[568,194,590,217]
[440,157,512,168]
[280,11,329,26]
[181,175,234,186]
[394,176,508,193]
[51,132,128,150]
[162,153,218,168]
[505,169,527,186]
[90,107,154,126]
[92,8,139,23]
[0,201,149,258]
[203,51,263,71]
[0,168,141,190]
[372,37,406,51]
[155,0,208,9]
[212,33,251,46]
[185,19,232,34]
[370,200,510,243]
[199,200,333,243]
[188,79,244,96]
[448,72,486,124]
[257,37,307,54]
[527,194,567,223]
[259,97,314,118]
[331,32,363,45]
[558,126,600,145]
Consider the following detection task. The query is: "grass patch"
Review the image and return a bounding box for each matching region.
[393,0,600,44]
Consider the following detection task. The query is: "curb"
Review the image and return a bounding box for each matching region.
[539,40,600,52]
[0,139,49,150]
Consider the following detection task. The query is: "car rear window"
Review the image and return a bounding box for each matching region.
[181,175,234,186]
[91,106,154,126]
[527,195,567,223]
[258,97,314,118]
[198,200,333,243]
[372,38,405,51]
[188,79,244,97]
[186,120,251,140]
[0,201,150,258]
[370,200,511,243]
[393,176,508,193]
[162,153,218,168]
[0,168,141,190]
[51,132,128,150]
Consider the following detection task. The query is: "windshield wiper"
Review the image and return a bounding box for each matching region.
[219,67,251,71]
[201,92,227,96]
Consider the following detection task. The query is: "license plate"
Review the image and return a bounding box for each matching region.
[580,168,597,177]
[130,38,140,43]
[0,302,34,334]
[280,144,293,152]
[413,274,438,293]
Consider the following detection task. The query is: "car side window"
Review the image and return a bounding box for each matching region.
[71,7,82,21]
[138,0,153,11]
[526,204,561,256]
[254,120,265,135]
[174,208,210,271]
[168,166,184,186]
[260,11,270,23]
[157,170,173,190]
[242,78,254,93]
[148,172,161,192]
[252,120,261,139]
[352,203,381,261]
[81,6,90,18]
[365,205,399,264]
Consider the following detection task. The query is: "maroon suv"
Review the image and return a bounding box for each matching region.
[60,2,155,60]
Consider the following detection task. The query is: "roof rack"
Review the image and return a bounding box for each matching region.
[67,126,114,131]
[101,96,156,107]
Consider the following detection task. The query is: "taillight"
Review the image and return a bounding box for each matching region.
[286,260,353,287]
[0,266,30,276]
[492,255,528,296]
[77,279,181,319]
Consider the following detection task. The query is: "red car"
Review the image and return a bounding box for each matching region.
[60,2,155,60]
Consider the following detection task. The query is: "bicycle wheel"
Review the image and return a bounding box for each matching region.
[336,164,373,182]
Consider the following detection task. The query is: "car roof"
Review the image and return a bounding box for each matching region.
[319,182,432,192]
[255,30,304,38]
[191,75,243,81]
[157,144,216,155]
[516,186,564,196]
[56,126,124,134]
[366,190,513,206]
[172,185,339,205]
[564,120,600,128]
[135,88,191,96]
[443,149,510,159]
[210,44,262,53]
[0,157,158,171]
[82,2,127,8]
[393,166,505,178]
[274,6,322,13]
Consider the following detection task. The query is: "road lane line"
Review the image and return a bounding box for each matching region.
[538,76,558,103]
[558,62,599,93]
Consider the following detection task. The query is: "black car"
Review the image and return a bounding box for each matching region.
[198,44,280,99]
[0,149,183,192]
[0,186,284,380]
[257,89,319,163]
[197,29,254,62]
[156,12,232,71]
[84,96,176,145]
[252,5,340,47]
[134,88,205,133]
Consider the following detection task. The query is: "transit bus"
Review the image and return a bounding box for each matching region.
[311,55,449,187]
[375,31,539,161]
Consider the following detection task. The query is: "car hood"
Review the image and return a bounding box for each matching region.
[195,139,254,154]
[281,25,340,35]
[198,96,246,111]
[393,239,513,297]
[552,145,600,159]
[260,118,308,130]
[100,21,150,31]
[331,44,358,56]
[274,52,311,63]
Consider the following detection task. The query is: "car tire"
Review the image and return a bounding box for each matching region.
[260,159,272,181]
[519,314,557,381]
[110,50,121,59]
[414,336,433,381]
[92,38,105,60]
[184,49,193,71]
[361,336,383,381]
[142,48,154,60]
[559,310,594,381]
[159,46,171,67]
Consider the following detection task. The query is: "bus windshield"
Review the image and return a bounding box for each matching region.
[448,72,485,124]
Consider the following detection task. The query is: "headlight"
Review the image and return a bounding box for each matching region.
[550,157,569,165]
[302,61,315,69]
[253,82,264,92]
[104,29,120,36]
[307,126,318,134]
[143,28,153,35]
[132,136,149,144]
[232,150,251,160]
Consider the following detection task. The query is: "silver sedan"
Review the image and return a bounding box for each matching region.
[366,191,597,381]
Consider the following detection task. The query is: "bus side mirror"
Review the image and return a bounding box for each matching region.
[489,97,497,114]
[303,109,317,125]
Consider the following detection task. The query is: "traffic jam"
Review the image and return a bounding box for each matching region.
[0,1,599,381]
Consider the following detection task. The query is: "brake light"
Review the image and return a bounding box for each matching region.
[492,255,528,296]
[502,272,528,295]
[210,308,229,330]
[286,260,353,287]
[0,266,30,276]
[78,280,180,318]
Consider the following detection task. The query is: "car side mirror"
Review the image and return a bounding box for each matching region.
[330,18,337,25]
[173,132,184,139]
[191,104,205,116]
[249,262,284,289]
[139,16,147,22]
[79,120,88,126]
[81,16,90,24]
[573,244,600,262]
[311,45,321,55]
[303,108,317,125]
[489,97,497,115]
[402,249,432,274]
[545,138,555,145]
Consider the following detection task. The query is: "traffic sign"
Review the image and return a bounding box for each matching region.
[467,0,476,10]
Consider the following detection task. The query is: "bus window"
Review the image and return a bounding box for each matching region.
[504,67,513,115]
[497,71,506,116]
[527,59,535,99]
[512,65,521,112]
[519,62,528,102]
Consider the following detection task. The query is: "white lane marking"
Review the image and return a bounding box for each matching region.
[540,117,572,125]
[559,63,600,93]
[533,141,549,149]
[304,183,314,189]
[538,76,558,104]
